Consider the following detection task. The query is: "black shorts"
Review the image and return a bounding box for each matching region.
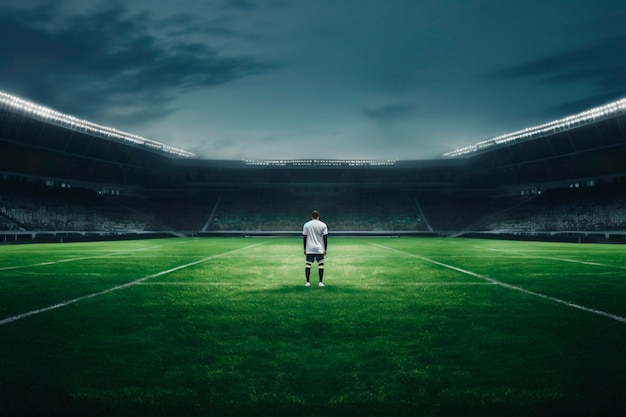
[305,254,325,263]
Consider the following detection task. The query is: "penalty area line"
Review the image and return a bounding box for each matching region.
[369,242,626,324]
[0,242,267,326]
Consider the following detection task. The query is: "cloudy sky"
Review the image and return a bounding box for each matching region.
[0,0,625,160]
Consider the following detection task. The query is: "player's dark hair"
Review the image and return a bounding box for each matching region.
[311,210,320,219]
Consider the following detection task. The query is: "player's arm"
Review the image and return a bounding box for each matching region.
[323,234,328,254]
[303,235,307,254]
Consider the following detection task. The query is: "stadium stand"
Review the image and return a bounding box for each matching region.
[1,91,625,243]
[0,181,151,232]
[478,183,626,233]
[206,189,425,232]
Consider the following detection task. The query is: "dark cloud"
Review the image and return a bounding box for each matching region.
[362,103,414,125]
[0,2,274,123]
[488,34,626,99]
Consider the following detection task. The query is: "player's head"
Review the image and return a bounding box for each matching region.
[311,210,320,219]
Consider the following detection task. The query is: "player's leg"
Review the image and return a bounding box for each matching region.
[317,255,325,286]
[305,255,313,286]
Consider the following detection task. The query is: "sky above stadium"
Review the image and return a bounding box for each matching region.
[0,0,625,160]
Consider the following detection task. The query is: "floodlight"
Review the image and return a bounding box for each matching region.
[443,98,626,158]
[0,91,196,158]
[243,159,398,167]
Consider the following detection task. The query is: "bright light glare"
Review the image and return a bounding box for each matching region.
[443,98,626,158]
[0,91,196,158]
[244,159,398,166]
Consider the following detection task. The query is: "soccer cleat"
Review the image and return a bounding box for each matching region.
[305,282,310,287]
[319,282,325,287]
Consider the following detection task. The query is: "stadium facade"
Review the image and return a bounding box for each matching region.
[1,91,625,243]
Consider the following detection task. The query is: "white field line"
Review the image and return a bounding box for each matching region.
[369,242,626,324]
[0,245,162,272]
[530,271,616,277]
[0,242,267,326]
[138,281,495,287]
[19,272,103,276]
[480,247,626,270]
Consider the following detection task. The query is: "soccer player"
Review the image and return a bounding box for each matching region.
[302,209,328,287]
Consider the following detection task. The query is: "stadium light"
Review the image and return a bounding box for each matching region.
[243,159,398,167]
[443,98,626,158]
[0,91,196,158]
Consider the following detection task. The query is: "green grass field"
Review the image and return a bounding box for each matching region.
[1,237,625,416]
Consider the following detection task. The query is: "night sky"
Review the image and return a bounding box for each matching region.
[0,0,625,160]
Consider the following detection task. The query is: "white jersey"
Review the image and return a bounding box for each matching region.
[302,219,328,254]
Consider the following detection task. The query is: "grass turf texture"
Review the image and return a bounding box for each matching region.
[0,237,625,416]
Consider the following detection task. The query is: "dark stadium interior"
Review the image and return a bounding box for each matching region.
[1,98,626,244]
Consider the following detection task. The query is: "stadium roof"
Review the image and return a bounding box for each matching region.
[3,88,625,164]
[243,159,398,167]
[0,91,196,158]
[443,97,626,158]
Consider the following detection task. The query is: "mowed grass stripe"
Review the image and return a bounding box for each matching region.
[0,238,262,317]
[0,240,267,326]
[116,238,486,288]
[461,239,626,315]
[370,240,626,324]
[0,245,163,271]
[481,246,626,269]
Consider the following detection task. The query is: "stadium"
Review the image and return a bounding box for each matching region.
[1,91,626,242]
[1,90,626,417]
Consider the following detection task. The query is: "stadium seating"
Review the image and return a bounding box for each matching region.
[207,189,425,231]
[2,179,626,238]
[0,182,425,233]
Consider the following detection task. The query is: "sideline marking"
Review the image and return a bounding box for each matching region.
[480,247,626,270]
[0,245,162,272]
[0,242,267,326]
[369,242,626,324]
